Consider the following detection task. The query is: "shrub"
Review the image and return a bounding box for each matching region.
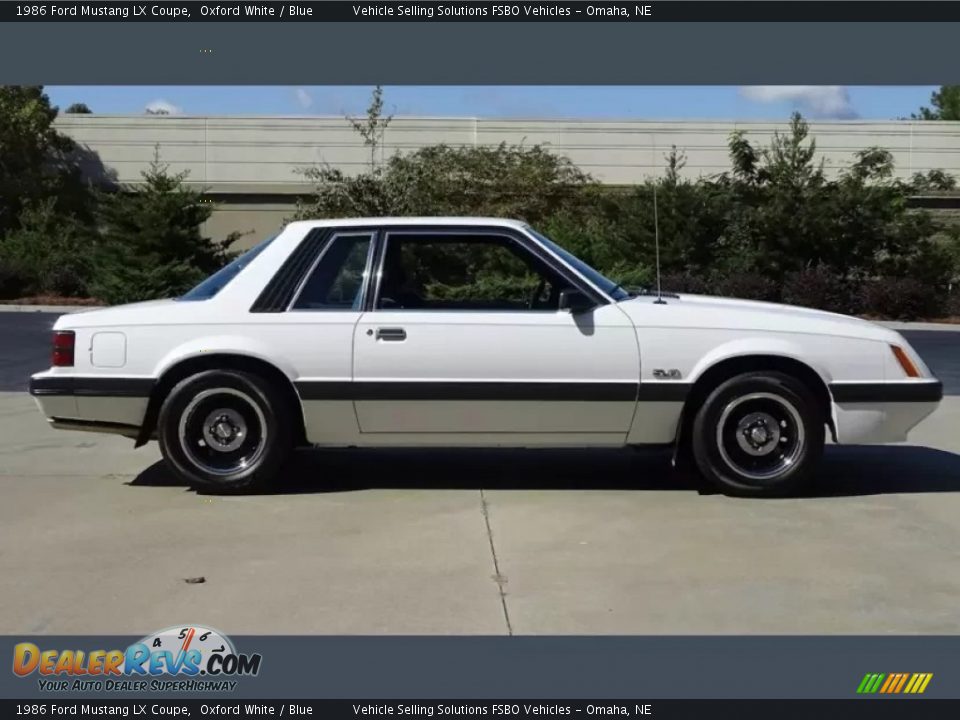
[944,287,960,318]
[296,142,593,225]
[0,258,33,299]
[860,277,944,320]
[782,266,862,315]
[0,200,96,298]
[659,271,711,295]
[90,262,205,306]
[91,154,236,304]
[46,266,90,298]
[710,272,779,302]
[605,261,654,291]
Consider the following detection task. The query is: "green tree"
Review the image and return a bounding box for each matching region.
[346,85,393,171]
[910,168,957,192]
[64,102,92,114]
[0,85,91,238]
[716,114,827,276]
[711,112,953,287]
[293,96,959,318]
[620,146,730,277]
[0,199,94,298]
[296,141,592,224]
[912,86,960,121]
[298,86,591,223]
[90,151,236,304]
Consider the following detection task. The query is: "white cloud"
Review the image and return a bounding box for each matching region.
[144,99,182,115]
[739,86,857,119]
[295,88,313,109]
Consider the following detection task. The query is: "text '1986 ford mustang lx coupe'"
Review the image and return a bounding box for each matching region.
[30,218,942,497]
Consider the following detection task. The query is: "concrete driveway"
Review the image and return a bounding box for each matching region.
[3,313,960,635]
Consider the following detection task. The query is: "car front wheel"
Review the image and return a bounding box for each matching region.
[691,372,825,498]
[158,369,292,493]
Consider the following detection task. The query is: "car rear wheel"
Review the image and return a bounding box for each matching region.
[691,372,824,498]
[158,369,293,493]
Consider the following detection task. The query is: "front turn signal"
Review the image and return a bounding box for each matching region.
[891,345,921,378]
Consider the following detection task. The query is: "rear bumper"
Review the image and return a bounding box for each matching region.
[49,418,141,439]
[829,380,943,444]
[30,373,153,431]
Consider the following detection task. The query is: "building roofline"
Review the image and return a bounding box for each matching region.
[54,113,960,126]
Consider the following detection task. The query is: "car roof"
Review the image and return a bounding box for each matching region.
[283,217,530,232]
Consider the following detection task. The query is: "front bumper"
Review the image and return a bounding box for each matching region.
[829,379,943,444]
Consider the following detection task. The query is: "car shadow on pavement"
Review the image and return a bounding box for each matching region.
[127,444,960,497]
[815,445,960,497]
[128,447,693,494]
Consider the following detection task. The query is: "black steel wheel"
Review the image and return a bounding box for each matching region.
[691,372,824,497]
[158,369,293,493]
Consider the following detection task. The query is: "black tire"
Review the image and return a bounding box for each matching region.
[690,371,825,498]
[157,369,293,494]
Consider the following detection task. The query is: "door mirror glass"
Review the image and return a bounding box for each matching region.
[558,289,594,313]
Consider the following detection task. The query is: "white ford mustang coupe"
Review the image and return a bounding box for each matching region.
[31,218,942,497]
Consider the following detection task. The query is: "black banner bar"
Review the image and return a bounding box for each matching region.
[5,1,960,23]
[5,699,960,719]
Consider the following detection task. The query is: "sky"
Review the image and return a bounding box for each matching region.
[44,86,939,121]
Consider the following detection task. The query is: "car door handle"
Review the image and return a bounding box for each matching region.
[375,327,407,341]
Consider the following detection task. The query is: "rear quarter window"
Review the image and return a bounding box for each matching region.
[179,236,275,301]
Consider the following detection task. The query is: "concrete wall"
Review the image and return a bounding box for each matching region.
[56,114,960,248]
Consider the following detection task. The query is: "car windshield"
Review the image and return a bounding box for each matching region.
[526,227,632,302]
[179,235,276,301]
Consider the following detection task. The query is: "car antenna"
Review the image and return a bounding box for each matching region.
[653,181,666,304]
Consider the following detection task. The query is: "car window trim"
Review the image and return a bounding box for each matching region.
[250,228,333,313]
[363,228,388,313]
[368,226,610,313]
[286,229,378,312]
[521,226,619,303]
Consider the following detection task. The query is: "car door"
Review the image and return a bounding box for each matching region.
[278,228,376,445]
[351,227,641,444]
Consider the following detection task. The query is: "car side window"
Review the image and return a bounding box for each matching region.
[375,233,571,311]
[291,233,373,310]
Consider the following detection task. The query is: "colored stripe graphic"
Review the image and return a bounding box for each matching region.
[904,674,920,694]
[858,673,885,694]
[857,672,933,694]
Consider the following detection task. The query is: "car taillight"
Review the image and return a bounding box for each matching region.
[52,331,75,367]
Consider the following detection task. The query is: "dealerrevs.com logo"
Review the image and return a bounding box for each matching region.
[13,626,262,692]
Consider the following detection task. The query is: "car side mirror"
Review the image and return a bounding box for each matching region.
[558,289,594,314]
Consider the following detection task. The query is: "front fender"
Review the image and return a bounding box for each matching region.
[684,336,841,444]
[686,336,836,387]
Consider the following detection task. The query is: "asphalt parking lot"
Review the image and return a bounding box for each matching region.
[3,312,960,635]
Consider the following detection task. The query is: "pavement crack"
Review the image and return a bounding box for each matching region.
[480,488,513,636]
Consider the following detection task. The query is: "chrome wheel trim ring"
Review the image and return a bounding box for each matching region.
[178,387,268,477]
[716,391,806,482]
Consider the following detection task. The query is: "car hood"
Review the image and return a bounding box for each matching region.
[617,293,900,342]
